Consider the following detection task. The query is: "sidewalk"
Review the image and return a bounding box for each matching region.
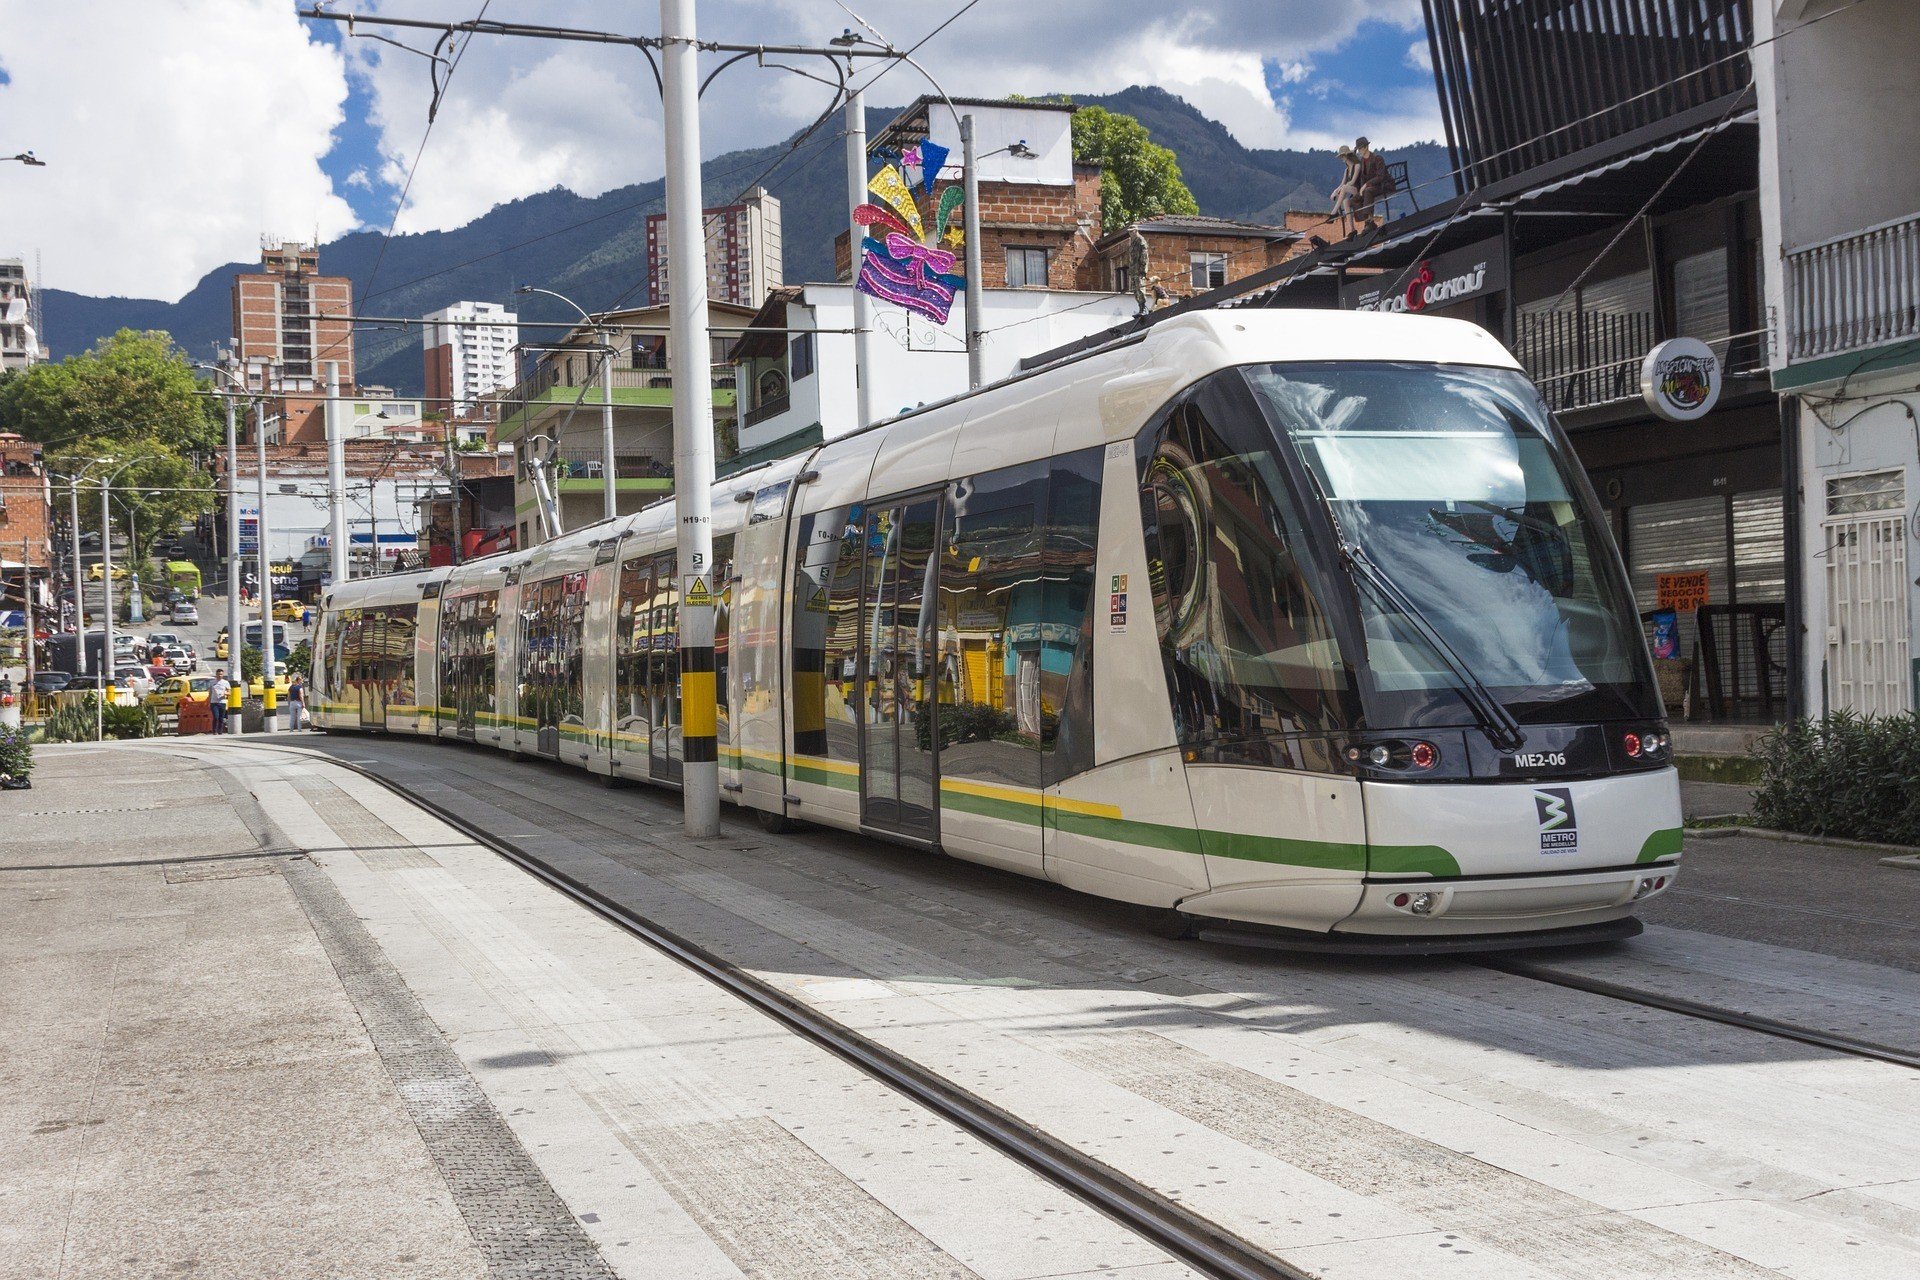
[0,743,601,1280]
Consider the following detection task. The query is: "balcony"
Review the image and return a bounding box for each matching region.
[742,393,790,428]
[1786,212,1920,363]
[1518,309,1767,415]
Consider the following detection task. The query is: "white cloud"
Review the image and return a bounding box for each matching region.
[0,0,358,300]
[1405,40,1434,73]
[346,168,374,190]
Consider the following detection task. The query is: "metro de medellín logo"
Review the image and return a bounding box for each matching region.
[1533,788,1578,851]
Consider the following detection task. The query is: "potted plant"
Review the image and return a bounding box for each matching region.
[0,722,32,789]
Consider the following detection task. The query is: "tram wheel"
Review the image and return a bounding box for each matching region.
[754,806,796,835]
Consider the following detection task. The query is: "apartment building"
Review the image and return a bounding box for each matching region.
[646,187,783,308]
[423,300,519,414]
[230,240,356,443]
[0,259,46,371]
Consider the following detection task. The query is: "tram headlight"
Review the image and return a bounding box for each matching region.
[1346,739,1442,773]
[1367,745,1392,767]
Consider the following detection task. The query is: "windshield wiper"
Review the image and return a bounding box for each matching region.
[1340,543,1528,753]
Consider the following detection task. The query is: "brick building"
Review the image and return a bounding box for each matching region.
[0,433,51,571]
[231,241,357,444]
[1089,212,1317,301]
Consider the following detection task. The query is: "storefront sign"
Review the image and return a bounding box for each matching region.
[1340,236,1508,314]
[1640,337,1722,421]
[1656,571,1710,613]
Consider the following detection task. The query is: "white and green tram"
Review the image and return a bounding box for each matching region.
[312,309,1682,949]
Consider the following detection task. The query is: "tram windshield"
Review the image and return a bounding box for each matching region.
[1246,362,1657,726]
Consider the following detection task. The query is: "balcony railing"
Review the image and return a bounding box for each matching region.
[1517,309,1655,413]
[1787,212,1920,362]
[743,393,791,428]
[553,453,674,482]
[1519,316,1768,415]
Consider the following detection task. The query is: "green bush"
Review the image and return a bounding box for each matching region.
[101,702,159,740]
[42,694,100,744]
[1750,711,1920,847]
[286,638,312,679]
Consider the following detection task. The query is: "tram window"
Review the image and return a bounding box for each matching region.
[616,556,650,746]
[1137,381,1356,763]
[748,481,788,525]
[790,506,865,762]
[938,461,1049,791]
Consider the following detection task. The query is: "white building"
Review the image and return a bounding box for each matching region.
[0,259,46,370]
[727,284,1140,469]
[423,300,518,414]
[1755,0,1920,717]
[647,187,783,308]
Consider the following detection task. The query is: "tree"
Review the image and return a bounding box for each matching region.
[0,329,218,562]
[1069,105,1200,231]
[0,329,222,456]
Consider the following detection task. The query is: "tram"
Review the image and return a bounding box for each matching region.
[312,310,1682,947]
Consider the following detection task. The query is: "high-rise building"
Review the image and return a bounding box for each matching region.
[230,240,356,443]
[231,240,355,396]
[0,259,46,371]
[423,301,518,414]
[646,187,782,307]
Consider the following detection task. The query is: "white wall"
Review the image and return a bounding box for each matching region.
[738,284,1138,452]
[1758,1,1920,254]
[924,104,1074,187]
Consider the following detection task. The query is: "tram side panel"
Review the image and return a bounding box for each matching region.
[1041,437,1209,909]
[497,570,525,755]
[582,542,621,776]
[400,584,440,738]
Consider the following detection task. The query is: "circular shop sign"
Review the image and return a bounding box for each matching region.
[1640,337,1722,422]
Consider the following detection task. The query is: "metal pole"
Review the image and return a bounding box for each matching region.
[846,82,875,428]
[325,362,348,584]
[21,538,34,693]
[68,481,86,677]
[447,431,463,565]
[255,406,277,717]
[661,0,719,838]
[600,332,618,520]
[99,478,114,695]
[223,384,243,694]
[961,114,985,389]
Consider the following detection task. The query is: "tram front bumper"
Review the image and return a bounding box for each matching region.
[1334,863,1677,936]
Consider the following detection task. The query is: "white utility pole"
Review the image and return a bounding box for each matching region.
[325,362,348,585]
[845,82,876,429]
[67,481,86,677]
[254,406,276,694]
[960,113,986,389]
[98,477,115,691]
[661,0,719,837]
[599,334,618,520]
[222,380,243,691]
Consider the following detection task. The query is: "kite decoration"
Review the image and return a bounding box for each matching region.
[854,162,966,325]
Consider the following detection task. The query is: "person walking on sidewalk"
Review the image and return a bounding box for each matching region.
[287,673,306,730]
[210,669,231,735]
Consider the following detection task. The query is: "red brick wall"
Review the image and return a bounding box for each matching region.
[835,172,1101,293]
[423,343,453,411]
[0,476,51,568]
[1092,225,1312,299]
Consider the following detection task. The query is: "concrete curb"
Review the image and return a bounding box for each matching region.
[1686,822,1920,862]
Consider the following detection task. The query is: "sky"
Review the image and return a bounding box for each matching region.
[0,0,1445,302]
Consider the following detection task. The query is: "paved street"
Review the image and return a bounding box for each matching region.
[8,736,1913,1280]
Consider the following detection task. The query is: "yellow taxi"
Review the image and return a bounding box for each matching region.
[146,674,215,713]
[214,635,230,660]
[272,599,304,623]
[247,673,292,698]
[86,563,131,582]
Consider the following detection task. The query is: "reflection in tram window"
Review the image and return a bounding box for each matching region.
[1138,378,1355,766]
[615,556,652,750]
[518,575,586,745]
[790,506,865,761]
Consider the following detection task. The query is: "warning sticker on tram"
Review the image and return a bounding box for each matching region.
[684,576,714,606]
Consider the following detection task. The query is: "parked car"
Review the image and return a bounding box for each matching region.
[161,646,194,674]
[114,667,154,698]
[32,670,73,695]
[146,674,215,713]
[172,602,200,625]
[146,631,183,652]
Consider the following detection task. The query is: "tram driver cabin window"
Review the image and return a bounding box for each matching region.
[1190,252,1227,291]
[1005,247,1049,289]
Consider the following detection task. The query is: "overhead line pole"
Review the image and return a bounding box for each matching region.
[661,0,719,838]
[845,79,876,428]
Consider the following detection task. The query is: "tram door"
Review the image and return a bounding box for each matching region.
[646,552,683,785]
[858,497,939,841]
[359,610,388,729]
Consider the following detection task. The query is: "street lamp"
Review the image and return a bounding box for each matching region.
[94,456,140,692]
[5,152,45,167]
[516,285,618,522]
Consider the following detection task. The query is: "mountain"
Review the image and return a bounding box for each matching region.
[42,89,1451,396]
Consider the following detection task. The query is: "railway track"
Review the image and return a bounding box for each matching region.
[226,740,1312,1280]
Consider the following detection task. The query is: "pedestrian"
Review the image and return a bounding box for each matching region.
[210,668,231,734]
[1329,143,1360,230]
[288,672,305,730]
[301,605,312,629]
